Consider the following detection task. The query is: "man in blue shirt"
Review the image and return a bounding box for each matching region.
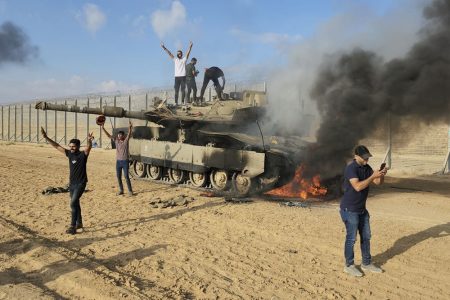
[340,145,387,277]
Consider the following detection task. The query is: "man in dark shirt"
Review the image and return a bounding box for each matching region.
[101,121,134,196]
[185,57,199,104]
[340,145,387,277]
[41,127,93,235]
[199,66,226,103]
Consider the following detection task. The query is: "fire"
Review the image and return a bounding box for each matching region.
[266,165,327,199]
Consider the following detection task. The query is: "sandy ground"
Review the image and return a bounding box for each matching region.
[0,141,449,300]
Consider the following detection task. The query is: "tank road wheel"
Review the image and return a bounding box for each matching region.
[232,172,254,196]
[210,169,230,191]
[168,168,186,184]
[189,172,208,187]
[133,161,147,178]
[147,164,163,180]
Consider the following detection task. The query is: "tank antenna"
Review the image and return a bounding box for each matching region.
[256,119,266,151]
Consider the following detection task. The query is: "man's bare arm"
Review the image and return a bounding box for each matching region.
[349,170,384,191]
[84,132,94,156]
[186,41,193,59]
[41,127,66,154]
[125,121,133,142]
[161,42,174,59]
[101,125,113,139]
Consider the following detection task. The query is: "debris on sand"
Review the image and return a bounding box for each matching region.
[41,185,69,195]
[149,195,195,208]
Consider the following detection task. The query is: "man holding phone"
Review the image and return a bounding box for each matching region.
[340,145,388,277]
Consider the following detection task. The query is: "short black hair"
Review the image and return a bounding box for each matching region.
[191,57,197,62]
[118,130,125,135]
[69,139,80,147]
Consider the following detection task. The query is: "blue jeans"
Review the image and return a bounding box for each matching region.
[340,209,372,266]
[69,182,86,227]
[116,159,132,193]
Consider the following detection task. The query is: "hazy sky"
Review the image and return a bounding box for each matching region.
[0,0,424,104]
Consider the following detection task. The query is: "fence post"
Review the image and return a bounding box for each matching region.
[208,87,211,101]
[36,105,39,143]
[28,104,31,142]
[264,81,267,93]
[99,97,102,148]
[74,99,78,139]
[0,106,3,140]
[54,101,57,141]
[128,95,131,122]
[64,100,67,145]
[113,96,117,129]
[7,106,10,141]
[44,107,48,144]
[234,83,237,93]
[86,97,90,142]
[21,104,23,142]
[14,105,16,141]
[145,93,148,110]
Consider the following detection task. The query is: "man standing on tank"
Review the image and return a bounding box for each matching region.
[340,145,388,277]
[101,121,134,197]
[185,57,199,104]
[40,127,93,235]
[199,66,226,103]
[160,41,193,106]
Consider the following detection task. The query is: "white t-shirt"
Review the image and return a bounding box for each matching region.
[173,57,187,77]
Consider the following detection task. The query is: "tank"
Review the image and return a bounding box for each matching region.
[35,91,310,196]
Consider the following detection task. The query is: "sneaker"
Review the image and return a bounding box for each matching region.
[344,265,363,277]
[361,264,383,273]
[127,192,134,197]
[75,224,84,233]
[66,226,76,235]
[116,191,124,196]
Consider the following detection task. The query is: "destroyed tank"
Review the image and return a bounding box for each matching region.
[35,91,309,196]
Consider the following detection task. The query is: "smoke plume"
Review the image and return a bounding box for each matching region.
[0,21,38,66]
[307,0,450,177]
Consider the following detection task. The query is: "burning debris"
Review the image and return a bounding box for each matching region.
[266,165,327,199]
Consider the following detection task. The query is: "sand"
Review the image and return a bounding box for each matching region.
[0,141,449,299]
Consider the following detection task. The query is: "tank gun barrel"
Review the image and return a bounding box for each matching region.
[35,101,147,120]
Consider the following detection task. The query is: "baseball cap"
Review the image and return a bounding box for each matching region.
[354,145,372,160]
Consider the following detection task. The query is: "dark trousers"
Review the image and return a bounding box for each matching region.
[69,182,86,227]
[340,209,372,266]
[199,76,222,101]
[116,159,132,193]
[174,76,186,105]
[186,79,197,103]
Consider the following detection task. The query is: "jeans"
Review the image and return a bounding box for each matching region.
[174,76,186,105]
[186,79,197,103]
[116,159,132,193]
[340,209,372,266]
[69,182,86,227]
[200,77,222,101]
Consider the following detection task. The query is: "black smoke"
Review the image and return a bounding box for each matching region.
[307,0,450,177]
[0,21,39,66]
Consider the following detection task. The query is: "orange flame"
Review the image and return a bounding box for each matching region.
[266,165,327,199]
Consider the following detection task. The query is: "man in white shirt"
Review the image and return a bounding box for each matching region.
[161,41,193,106]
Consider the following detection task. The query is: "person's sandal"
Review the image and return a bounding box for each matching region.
[76,224,84,233]
[66,226,76,235]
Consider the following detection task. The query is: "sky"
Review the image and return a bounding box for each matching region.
[0,0,426,104]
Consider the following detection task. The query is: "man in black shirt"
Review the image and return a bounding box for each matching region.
[340,145,387,276]
[41,127,93,235]
[199,66,226,103]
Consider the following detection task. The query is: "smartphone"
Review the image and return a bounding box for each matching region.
[379,162,386,171]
